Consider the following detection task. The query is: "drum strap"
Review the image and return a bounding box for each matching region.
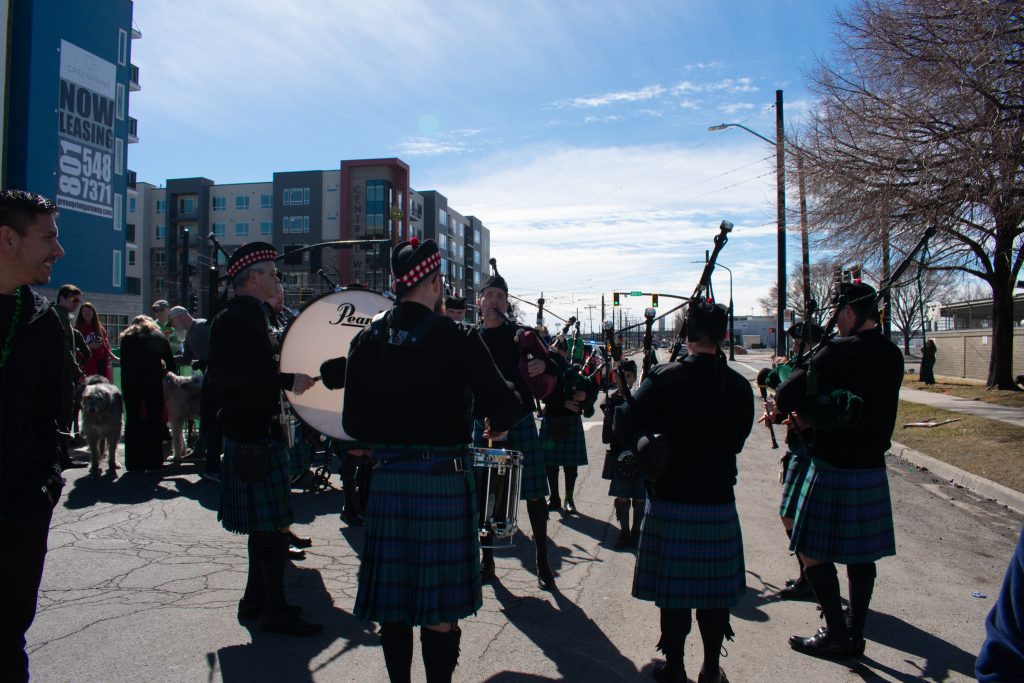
[369,310,444,349]
[375,450,470,474]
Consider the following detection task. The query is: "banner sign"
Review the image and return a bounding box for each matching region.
[56,40,115,218]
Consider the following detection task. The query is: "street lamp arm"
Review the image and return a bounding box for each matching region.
[708,123,776,147]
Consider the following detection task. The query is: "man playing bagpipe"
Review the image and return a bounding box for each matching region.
[342,238,521,682]
[613,302,754,683]
[774,281,904,659]
[599,359,645,548]
[759,321,824,600]
[541,337,597,515]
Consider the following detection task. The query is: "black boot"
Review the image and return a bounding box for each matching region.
[257,533,322,636]
[630,499,645,547]
[847,562,876,657]
[563,466,578,514]
[380,622,414,683]
[480,540,495,581]
[421,625,462,683]
[614,500,631,548]
[546,466,562,511]
[789,562,854,658]
[527,499,556,590]
[779,528,812,599]
[653,608,690,683]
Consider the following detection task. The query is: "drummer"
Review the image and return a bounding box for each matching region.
[342,237,521,683]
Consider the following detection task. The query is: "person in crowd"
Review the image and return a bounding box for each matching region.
[119,316,176,471]
[541,338,591,515]
[919,339,937,385]
[55,284,88,466]
[444,294,467,323]
[600,359,644,548]
[209,242,320,636]
[614,302,754,683]
[168,305,221,480]
[977,525,1024,681]
[74,302,112,380]
[343,237,521,682]
[0,189,70,682]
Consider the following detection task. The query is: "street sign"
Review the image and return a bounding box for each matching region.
[629,290,642,296]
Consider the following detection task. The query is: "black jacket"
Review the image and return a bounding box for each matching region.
[0,287,65,521]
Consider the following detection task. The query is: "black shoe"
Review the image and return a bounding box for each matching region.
[258,611,323,636]
[614,529,631,548]
[789,627,855,658]
[698,668,729,683]
[651,662,686,683]
[629,527,641,547]
[341,510,364,527]
[851,637,866,658]
[287,532,312,548]
[238,599,302,621]
[481,559,496,581]
[562,500,577,514]
[779,578,814,600]
[537,565,556,591]
[547,497,562,512]
[287,547,306,561]
[61,460,88,470]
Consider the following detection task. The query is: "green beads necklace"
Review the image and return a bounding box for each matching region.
[0,286,23,369]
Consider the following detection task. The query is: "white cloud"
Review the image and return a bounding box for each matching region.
[720,102,756,115]
[396,129,484,157]
[563,85,667,109]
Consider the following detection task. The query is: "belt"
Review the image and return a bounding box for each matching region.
[375,448,470,475]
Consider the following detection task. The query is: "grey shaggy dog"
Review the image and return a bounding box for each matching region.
[80,375,123,477]
[164,372,202,462]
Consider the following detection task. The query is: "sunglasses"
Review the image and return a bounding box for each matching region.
[152,306,167,312]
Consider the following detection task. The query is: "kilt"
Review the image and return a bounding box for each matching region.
[609,471,647,499]
[354,449,481,626]
[474,415,547,500]
[778,445,811,519]
[219,438,293,535]
[789,458,896,565]
[633,500,746,609]
[287,436,313,481]
[540,415,589,467]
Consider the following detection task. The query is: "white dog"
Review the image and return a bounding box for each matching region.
[163,372,203,462]
[80,376,123,477]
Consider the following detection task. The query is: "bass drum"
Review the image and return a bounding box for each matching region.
[279,287,392,441]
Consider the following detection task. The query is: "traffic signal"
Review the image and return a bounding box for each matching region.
[651,293,659,308]
[613,291,620,307]
[189,294,199,314]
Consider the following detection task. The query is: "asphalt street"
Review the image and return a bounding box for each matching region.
[27,353,1022,682]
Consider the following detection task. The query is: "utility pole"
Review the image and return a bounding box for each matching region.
[180,227,190,306]
[585,304,597,338]
[797,151,812,323]
[601,295,605,335]
[775,89,787,357]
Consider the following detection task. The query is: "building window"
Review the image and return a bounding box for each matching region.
[116,83,125,121]
[156,224,165,240]
[156,199,166,214]
[128,196,136,213]
[155,277,164,291]
[213,223,226,238]
[112,250,122,286]
[260,220,272,236]
[118,29,128,66]
[212,196,226,211]
[260,193,272,209]
[439,209,448,228]
[128,250,136,266]
[178,197,194,213]
[235,221,249,237]
[154,250,166,267]
[115,138,123,175]
[474,270,480,285]
[474,228,481,245]
[473,250,480,266]
[282,216,309,233]
[236,195,250,210]
[438,233,447,250]
[113,193,122,231]
[283,187,310,206]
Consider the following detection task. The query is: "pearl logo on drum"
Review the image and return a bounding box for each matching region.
[330,302,373,328]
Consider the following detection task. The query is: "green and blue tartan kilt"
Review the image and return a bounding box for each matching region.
[287,434,313,481]
[540,415,589,467]
[778,445,811,519]
[474,415,547,500]
[789,458,896,565]
[354,449,482,626]
[632,500,746,609]
[219,438,293,535]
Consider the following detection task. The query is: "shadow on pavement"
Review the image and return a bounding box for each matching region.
[556,509,613,547]
[212,565,377,682]
[731,570,782,624]
[847,610,977,683]
[487,580,638,681]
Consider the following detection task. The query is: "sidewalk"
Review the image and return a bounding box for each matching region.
[899,387,1024,428]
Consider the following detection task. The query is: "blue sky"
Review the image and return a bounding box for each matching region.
[129,0,853,328]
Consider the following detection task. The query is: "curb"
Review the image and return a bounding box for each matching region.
[889,440,1024,516]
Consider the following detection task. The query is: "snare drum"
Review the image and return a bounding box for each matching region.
[473,448,523,547]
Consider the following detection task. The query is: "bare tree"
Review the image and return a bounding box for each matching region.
[758,261,842,324]
[799,0,1024,388]
[888,268,959,354]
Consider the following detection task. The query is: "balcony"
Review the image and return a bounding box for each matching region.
[127,117,138,143]
[126,169,137,189]
[129,64,140,91]
[131,26,142,40]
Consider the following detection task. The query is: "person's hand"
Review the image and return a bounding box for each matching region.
[564,400,581,414]
[292,373,317,395]
[526,358,546,377]
[782,412,808,430]
[482,418,508,441]
[348,448,371,459]
[757,400,779,425]
[572,390,587,402]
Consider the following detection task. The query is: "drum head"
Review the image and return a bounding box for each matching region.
[279,288,392,440]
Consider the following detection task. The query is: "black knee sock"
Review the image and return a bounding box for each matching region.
[380,622,413,683]
[481,533,494,568]
[242,534,263,604]
[256,532,287,615]
[631,499,645,533]
[696,608,730,677]
[421,626,462,683]
[847,562,876,640]
[614,500,631,534]
[803,562,848,637]
[658,608,692,674]
[340,459,358,514]
[784,527,806,582]
[545,466,560,501]
[526,499,550,571]
[564,466,578,501]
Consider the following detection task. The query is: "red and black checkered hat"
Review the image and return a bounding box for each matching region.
[226,241,277,278]
[392,237,441,297]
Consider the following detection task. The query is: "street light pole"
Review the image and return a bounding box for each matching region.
[717,263,735,360]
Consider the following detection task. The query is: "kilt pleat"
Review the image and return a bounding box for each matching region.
[632,500,745,609]
[219,438,293,535]
[789,459,896,565]
[540,415,589,467]
[608,472,647,499]
[474,415,547,500]
[354,451,482,626]
[778,445,811,519]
